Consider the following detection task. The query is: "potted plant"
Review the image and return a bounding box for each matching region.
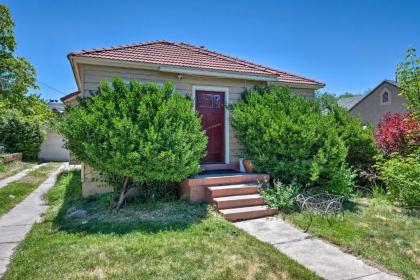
[242,159,254,173]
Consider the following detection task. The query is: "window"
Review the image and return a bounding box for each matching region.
[382,91,389,103]
[381,90,391,105]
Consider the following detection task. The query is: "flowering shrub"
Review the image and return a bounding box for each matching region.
[375,112,419,154]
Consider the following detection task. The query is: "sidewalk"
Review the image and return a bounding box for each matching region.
[0,163,68,278]
[235,217,401,280]
[0,163,48,189]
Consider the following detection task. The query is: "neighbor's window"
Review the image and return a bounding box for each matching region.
[381,91,390,104]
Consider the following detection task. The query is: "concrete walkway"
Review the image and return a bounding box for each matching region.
[235,217,401,280]
[0,163,68,278]
[0,163,48,189]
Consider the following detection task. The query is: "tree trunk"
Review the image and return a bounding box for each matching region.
[116,176,130,210]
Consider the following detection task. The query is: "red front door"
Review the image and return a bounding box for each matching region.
[196,91,225,163]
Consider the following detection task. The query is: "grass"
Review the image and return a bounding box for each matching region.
[0,161,36,180]
[283,194,420,280]
[3,170,322,280]
[0,162,61,215]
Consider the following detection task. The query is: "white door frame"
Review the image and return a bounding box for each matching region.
[192,85,230,164]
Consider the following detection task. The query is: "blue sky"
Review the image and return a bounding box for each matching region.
[4,0,420,100]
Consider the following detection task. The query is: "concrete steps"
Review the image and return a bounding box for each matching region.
[213,194,265,209]
[185,173,270,188]
[207,183,259,198]
[202,173,277,222]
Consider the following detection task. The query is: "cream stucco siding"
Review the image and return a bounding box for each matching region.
[75,64,316,196]
[350,82,407,125]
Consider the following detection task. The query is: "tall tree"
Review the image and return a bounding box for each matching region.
[0,4,37,102]
[397,48,420,116]
[0,4,52,159]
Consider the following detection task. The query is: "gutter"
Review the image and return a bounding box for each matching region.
[159,65,276,81]
[68,55,324,91]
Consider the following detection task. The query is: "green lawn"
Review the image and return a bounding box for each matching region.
[0,161,35,180]
[284,196,420,280]
[3,171,321,280]
[0,163,61,215]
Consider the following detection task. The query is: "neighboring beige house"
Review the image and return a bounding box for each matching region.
[338,80,408,125]
[61,40,324,197]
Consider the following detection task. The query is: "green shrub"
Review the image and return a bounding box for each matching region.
[231,85,349,193]
[60,78,207,208]
[0,109,45,160]
[317,93,378,169]
[371,185,388,204]
[261,181,301,210]
[378,153,420,207]
[324,164,356,198]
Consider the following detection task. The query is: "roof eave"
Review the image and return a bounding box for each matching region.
[159,65,276,81]
[69,55,277,82]
[349,80,399,111]
[68,55,83,92]
[69,55,324,87]
[60,91,80,103]
[274,80,325,90]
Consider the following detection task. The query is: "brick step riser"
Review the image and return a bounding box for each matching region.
[207,186,259,200]
[184,174,269,189]
[215,198,265,209]
[223,208,278,222]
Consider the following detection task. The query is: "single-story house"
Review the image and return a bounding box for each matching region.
[61,41,324,207]
[338,80,407,126]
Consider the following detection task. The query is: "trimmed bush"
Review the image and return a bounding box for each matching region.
[317,93,378,169]
[0,109,45,160]
[378,153,420,207]
[231,85,350,194]
[60,78,207,207]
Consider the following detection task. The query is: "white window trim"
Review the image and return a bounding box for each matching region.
[380,88,391,105]
[192,85,230,164]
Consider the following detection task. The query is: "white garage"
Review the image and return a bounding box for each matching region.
[38,131,70,162]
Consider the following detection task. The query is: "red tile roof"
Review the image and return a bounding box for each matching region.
[69,41,324,87]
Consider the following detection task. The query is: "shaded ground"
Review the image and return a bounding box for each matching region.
[3,170,322,280]
[284,196,419,280]
[0,161,35,180]
[0,163,61,215]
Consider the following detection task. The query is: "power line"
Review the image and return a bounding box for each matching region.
[37,81,66,94]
